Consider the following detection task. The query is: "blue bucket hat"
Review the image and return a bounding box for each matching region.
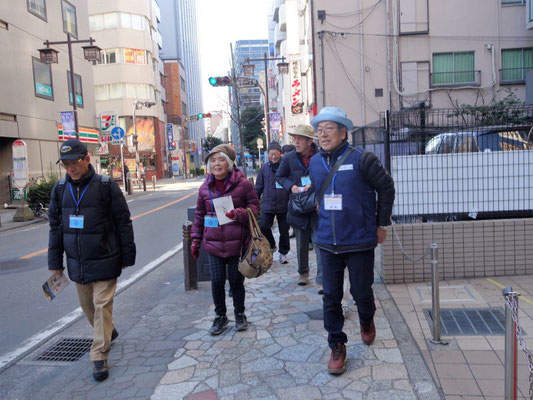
[311,107,354,131]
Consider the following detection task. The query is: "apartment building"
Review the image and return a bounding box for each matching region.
[89,0,167,180]
[0,0,97,204]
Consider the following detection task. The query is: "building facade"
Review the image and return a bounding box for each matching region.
[0,0,97,204]
[158,0,204,168]
[88,0,167,180]
[309,0,533,127]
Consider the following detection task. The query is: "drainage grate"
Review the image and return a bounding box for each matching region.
[36,338,93,362]
[423,308,507,336]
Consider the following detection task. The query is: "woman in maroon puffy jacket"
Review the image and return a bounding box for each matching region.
[191,144,259,336]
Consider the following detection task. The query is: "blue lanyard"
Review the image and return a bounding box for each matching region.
[69,175,95,211]
[208,176,229,212]
[321,146,349,195]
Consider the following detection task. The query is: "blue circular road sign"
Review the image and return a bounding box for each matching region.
[111,127,125,140]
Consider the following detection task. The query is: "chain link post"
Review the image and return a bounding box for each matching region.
[183,221,198,291]
[503,287,519,400]
[429,243,448,345]
[152,175,156,190]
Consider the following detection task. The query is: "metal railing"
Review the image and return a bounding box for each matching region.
[500,67,533,85]
[430,70,481,88]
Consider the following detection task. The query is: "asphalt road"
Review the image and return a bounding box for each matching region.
[0,179,201,358]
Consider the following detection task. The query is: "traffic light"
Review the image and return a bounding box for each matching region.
[197,113,212,119]
[260,118,266,133]
[132,134,138,146]
[170,141,176,150]
[208,76,232,87]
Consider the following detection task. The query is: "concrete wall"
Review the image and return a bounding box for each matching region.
[380,218,533,284]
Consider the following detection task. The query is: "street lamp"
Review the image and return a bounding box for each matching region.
[132,100,156,180]
[38,36,101,139]
[243,54,288,144]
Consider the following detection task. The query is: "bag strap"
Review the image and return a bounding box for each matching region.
[317,146,354,203]
[246,208,261,239]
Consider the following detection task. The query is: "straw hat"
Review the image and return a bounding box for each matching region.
[288,124,315,140]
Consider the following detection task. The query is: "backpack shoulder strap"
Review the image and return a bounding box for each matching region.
[317,145,355,203]
[101,175,110,184]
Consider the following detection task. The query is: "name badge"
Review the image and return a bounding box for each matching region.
[275,182,283,189]
[338,164,353,171]
[69,215,84,229]
[301,176,311,186]
[204,216,219,227]
[324,194,343,211]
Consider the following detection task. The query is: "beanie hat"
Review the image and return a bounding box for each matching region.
[267,141,282,152]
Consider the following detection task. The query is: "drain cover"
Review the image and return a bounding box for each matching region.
[36,338,92,362]
[424,308,506,335]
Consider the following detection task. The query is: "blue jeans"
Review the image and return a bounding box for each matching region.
[321,249,376,348]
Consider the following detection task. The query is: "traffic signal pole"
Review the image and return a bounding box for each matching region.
[263,52,271,145]
[230,43,246,177]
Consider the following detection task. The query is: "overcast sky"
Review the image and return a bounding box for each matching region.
[196,0,270,112]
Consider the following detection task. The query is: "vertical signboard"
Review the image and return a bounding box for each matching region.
[12,140,29,198]
[60,111,76,137]
[290,60,303,114]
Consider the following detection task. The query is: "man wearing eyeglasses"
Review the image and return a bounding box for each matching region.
[48,138,136,382]
[308,107,395,375]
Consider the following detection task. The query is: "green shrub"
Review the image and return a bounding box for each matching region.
[195,167,204,176]
[27,171,59,215]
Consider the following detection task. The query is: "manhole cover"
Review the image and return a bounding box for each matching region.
[423,308,507,335]
[36,338,92,362]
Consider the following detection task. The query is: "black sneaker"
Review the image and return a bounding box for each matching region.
[235,313,248,331]
[111,328,119,342]
[209,315,228,336]
[92,360,109,381]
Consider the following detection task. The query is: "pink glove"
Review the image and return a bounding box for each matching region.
[191,240,201,259]
[226,208,249,225]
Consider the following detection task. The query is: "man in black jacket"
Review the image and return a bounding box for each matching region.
[276,125,323,291]
[255,141,290,264]
[48,139,136,382]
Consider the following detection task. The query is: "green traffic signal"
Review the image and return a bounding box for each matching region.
[208,77,217,86]
[197,113,204,119]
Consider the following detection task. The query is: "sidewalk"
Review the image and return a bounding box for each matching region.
[389,275,533,399]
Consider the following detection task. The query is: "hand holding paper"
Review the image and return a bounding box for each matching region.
[212,196,235,225]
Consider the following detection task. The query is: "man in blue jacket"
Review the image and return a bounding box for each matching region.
[309,107,395,375]
[48,139,136,382]
[255,141,290,264]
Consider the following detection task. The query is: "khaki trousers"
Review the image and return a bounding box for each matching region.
[75,279,117,361]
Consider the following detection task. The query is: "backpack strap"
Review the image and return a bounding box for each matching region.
[101,175,110,184]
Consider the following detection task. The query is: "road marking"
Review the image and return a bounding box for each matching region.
[127,199,135,203]
[18,190,197,259]
[0,223,45,237]
[486,278,533,305]
[0,243,183,372]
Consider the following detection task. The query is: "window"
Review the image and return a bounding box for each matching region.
[182,101,187,116]
[89,14,103,31]
[502,0,525,4]
[66,72,83,107]
[131,14,144,30]
[61,0,77,38]
[120,12,131,29]
[32,57,53,100]
[27,0,47,21]
[501,48,533,83]
[180,77,186,92]
[109,83,125,99]
[103,13,118,29]
[432,52,476,86]
[95,85,108,101]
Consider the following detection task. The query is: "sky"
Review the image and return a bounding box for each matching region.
[196,0,271,112]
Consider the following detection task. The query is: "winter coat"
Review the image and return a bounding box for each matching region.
[191,168,259,258]
[255,160,289,214]
[48,165,136,284]
[275,144,319,230]
[309,141,395,253]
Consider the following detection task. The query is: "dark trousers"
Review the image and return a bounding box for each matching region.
[321,249,376,348]
[294,225,322,284]
[260,212,290,255]
[207,254,245,316]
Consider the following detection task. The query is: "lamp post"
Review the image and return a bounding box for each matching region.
[243,54,288,145]
[132,100,156,179]
[38,35,101,140]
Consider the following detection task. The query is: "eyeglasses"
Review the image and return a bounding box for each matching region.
[60,158,83,168]
[316,125,338,135]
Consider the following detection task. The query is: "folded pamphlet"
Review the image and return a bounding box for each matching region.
[42,273,69,302]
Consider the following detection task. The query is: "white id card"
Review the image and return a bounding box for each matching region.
[69,214,84,229]
[324,194,343,210]
[204,216,219,227]
[301,176,311,186]
[275,182,283,189]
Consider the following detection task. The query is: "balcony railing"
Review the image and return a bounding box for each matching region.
[430,70,481,88]
[500,67,532,85]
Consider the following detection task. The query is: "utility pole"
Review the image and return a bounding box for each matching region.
[230,43,246,177]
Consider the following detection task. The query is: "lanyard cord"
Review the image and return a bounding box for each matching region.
[69,175,95,213]
[321,146,349,196]
[208,175,230,212]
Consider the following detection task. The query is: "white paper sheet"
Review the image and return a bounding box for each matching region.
[212,196,235,225]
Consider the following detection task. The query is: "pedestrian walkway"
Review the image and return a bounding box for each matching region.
[0,207,43,233]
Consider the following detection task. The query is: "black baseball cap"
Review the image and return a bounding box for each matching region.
[57,138,88,163]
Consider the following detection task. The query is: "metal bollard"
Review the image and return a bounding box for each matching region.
[183,221,198,291]
[142,177,146,191]
[127,173,133,196]
[429,243,448,345]
[152,175,156,190]
[503,287,519,400]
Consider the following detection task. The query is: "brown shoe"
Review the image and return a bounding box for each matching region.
[92,360,109,381]
[327,343,346,374]
[298,273,309,286]
[360,319,376,345]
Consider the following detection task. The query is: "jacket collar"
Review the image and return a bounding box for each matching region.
[319,141,349,164]
[66,164,95,185]
[207,168,245,191]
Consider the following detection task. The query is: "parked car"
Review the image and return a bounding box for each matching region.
[425,128,532,154]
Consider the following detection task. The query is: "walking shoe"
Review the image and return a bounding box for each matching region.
[271,246,277,254]
[298,273,309,286]
[317,284,324,295]
[279,253,288,264]
[235,313,248,331]
[289,229,295,238]
[360,319,376,345]
[209,315,229,336]
[327,343,347,375]
[92,360,109,381]
[111,328,119,342]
